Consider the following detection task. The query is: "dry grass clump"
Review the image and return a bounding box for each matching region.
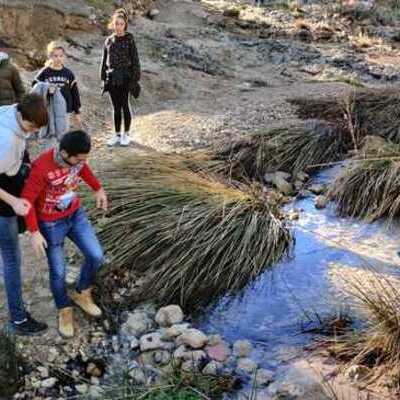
[328,136,400,221]
[327,269,400,390]
[0,332,23,398]
[205,120,345,179]
[92,153,292,309]
[290,89,400,145]
[349,32,384,49]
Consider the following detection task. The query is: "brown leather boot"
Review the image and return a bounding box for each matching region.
[59,307,74,338]
[70,288,102,317]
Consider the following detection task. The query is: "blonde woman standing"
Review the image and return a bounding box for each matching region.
[33,41,82,132]
[101,9,141,146]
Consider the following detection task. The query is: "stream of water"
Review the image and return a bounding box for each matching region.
[196,165,400,374]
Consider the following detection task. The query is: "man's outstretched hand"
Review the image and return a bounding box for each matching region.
[31,231,48,257]
[95,188,108,211]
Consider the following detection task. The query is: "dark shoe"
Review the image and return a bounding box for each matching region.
[9,313,48,336]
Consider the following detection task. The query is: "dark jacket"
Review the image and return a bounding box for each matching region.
[100,32,141,83]
[0,151,30,217]
[0,52,25,106]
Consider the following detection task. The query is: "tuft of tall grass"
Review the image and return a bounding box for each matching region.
[290,89,400,145]
[204,121,344,179]
[90,153,292,309]
[327,268,400,390]
[0,332,23,398]
[328,136,400,221]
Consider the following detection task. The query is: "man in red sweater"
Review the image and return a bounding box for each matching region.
[22,130,108,338]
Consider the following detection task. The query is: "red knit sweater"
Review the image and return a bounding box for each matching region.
[21,149,101,232]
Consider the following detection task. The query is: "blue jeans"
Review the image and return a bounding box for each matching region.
[39,208,104,310]
[0,216,27,323]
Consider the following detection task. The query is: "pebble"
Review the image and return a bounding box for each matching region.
[173,345,187,360]
[154,350,171,365]
[37,366,49,379]
[161,323,190,339]
[207,334,223,346]
[155,305,184,327]
[89,385,104,398]
[86,362,103,377]
[236,358,258,375]
[41,378,57,389]
[182,350,207,362]
[203,361,223,376]
[309,184,326,195]
[233,340,253,357]
[76,384,88,394]
[148,8,160,19]
[47,348,59,363]
[112,335,120,352]
[130,337,139,350]
[181,360,201,372]
[140,332,164,352]
[206,343,231,362]
[256,369,274,386]
[177,329,208,349]
[129,368,147,384]
[90,377,100,385]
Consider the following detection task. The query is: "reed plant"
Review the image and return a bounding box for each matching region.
[205,121,344,179]
[91,153,292,309]
[328,136,400,221]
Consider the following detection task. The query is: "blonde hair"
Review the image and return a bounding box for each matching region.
[45,41,65,67]
[108,9,128,31]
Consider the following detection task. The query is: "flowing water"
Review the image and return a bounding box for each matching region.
[196,165,400,373]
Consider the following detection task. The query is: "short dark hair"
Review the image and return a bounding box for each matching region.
[60,130,91,156]
[17,94,48,128]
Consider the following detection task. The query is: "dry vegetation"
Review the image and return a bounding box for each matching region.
[90,153,292,309]
[203,121,345,178]
[328,136,400,221]
[290,89,400,145]
[327,269,400,392]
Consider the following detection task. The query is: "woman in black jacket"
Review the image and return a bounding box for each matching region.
[101,9,141,147]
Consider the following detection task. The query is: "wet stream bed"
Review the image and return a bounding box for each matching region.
[193,165,400,395]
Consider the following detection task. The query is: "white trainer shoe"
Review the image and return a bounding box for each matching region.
[107,134,121,146]
[120,132,131,146]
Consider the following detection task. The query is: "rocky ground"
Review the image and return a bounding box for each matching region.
[1,0,400,398]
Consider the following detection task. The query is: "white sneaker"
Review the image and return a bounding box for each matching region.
[120,132,131,146]
[107,134,120,146]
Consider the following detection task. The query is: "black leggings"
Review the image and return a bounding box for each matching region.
[109,86,132,133]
